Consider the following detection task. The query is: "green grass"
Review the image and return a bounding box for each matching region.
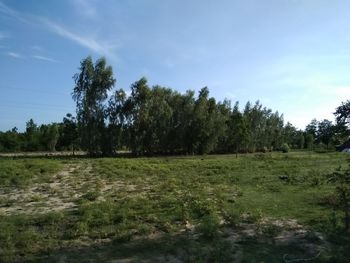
[0,151,349,262]
[0,158,62,187]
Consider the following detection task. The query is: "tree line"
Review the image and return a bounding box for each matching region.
[0,56,349,156]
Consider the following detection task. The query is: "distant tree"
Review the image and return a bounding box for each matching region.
[191,87,224,154]
[25,119,40,151]
[0,127,21,152]
[72,56,116,156]
[283,122,298,148]
[61,113,79,154]
[335,100,350,127]
[45,124,59,151]
[298,132,305,149]
[170,90,195,154]
[305,119,318,139]
[216,100,232,153]
[334,100,350,146]
[305,133,314,149]
[317,119,334,149]
[227,102,248,155]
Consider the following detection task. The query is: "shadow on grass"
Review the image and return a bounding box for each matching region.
[25,229,350,263]
[31,233,232,263]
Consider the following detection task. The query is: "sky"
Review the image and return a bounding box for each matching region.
[1,0,350,131]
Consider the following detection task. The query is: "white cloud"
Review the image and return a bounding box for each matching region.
[0,1,119,59]
[41,19,119,58]
[32,55,58,63]
[7,52,24,59]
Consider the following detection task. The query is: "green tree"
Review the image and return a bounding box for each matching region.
[305,133,314,149]
[317,119,334,149]
[60,113,79,154]
[227,102,248,155]
[191,87,225,154]
[305,119,318,139]
[0,128,21,152]
[72,56,116,156]
[335,100,350,127]
[24,119,40,151]
[38,124,59,151]
[124,77,151,155]
[105,89,127,155]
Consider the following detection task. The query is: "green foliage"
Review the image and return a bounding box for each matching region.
[328,162,350,231]
[72,56,116,156]
[57,113,79,153]
[335,100,350,127]
[305,133,314,149]
[281,143,290,153]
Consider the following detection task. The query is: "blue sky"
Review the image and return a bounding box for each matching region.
[1,0,350,131]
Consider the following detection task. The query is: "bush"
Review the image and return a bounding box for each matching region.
[197,213,220,239]
[281,143,290,153]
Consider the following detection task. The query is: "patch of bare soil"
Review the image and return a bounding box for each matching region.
[0,164,82,215]
[0,163,150,216]
[224,218,328,262]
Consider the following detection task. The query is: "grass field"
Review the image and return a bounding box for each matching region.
[0,151,350,262]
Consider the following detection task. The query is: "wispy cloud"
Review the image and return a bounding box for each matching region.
[41,19,119,58]
[0,1,30,23]
[7,52,24,59]
[0,1,119,59]
[32,55,58,63]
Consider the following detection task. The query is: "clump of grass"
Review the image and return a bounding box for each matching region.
[196,213,221,239]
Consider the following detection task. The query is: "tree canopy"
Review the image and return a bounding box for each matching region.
[1,56,349,156]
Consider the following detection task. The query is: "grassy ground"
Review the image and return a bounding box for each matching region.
[0,151,349,262]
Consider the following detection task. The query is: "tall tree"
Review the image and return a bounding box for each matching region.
[105,89,127,155]
[72,56,116,156]
[191,87,224,154]
[124,77,151,155]
[227,102,248,155]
